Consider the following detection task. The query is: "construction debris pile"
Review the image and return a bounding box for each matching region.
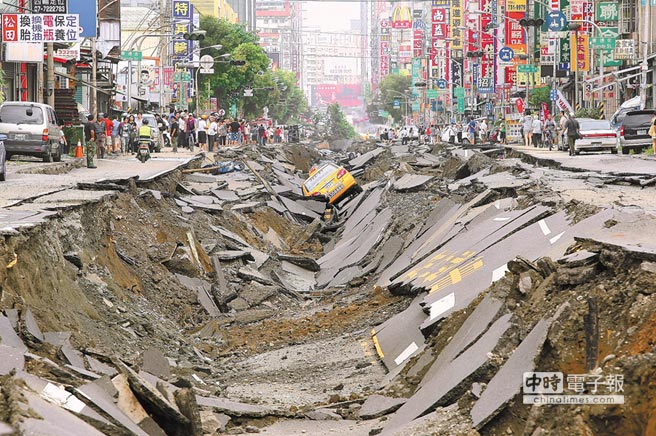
[0,138,654,436]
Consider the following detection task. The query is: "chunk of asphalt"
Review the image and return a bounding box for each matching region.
[418,296,504,389]
[392,174,433,192]
[23,308,44,343]
[214,250,254,262]
[142,347,172,379]
[305,408,342,420]
[359,395,407,420]
[278,254,320,272]
[382,314,512,435]
[470,316,553,430]
[196,395,270,418]
[0,344,25,375]
[77,376,151,436]
[0,314,27,352]
[371,295,427,372]
[20,390,106,436]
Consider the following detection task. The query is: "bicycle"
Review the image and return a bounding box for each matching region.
[543,130,555,150]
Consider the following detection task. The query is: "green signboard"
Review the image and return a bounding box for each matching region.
[412,102,420,112]
[174,72,192,82]
[596,2,619,21]
[591,37,616,50]
[517,64,538,73]
[602,50,622,67]
[379,110,390,118]
[426,89,438,99]
[121,50,142,61]
[457,97,465,114]
[454,86,465,97]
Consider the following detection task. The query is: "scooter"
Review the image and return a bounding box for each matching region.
[137,138,151,163]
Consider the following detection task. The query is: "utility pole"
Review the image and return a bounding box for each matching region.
[46,43,55,107]
[91,37,97,115]
[640,0,650,108]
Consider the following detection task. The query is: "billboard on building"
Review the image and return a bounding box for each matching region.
[311,84,362,108]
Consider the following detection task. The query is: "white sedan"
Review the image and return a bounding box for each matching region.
[574,118,618,154]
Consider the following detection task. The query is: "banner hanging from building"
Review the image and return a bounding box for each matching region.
[2,14,79,42]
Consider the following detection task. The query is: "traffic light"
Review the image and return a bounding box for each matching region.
[229,60,246,66]
[183,30,206,41]
[519,18,544,27]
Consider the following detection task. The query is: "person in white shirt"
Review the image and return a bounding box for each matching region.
[197,115,208,152]
[532,115,543,148]
[177,113,187,149]
[207,116,218,151]
[479,119,488,142]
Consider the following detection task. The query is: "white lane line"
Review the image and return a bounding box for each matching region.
[491,264,509,283]
[538,219,551,236]
[394,342,419,366]
[550,232,565,244]
[429,292,456,320]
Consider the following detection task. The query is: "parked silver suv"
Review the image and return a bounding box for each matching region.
[0,102,63,162]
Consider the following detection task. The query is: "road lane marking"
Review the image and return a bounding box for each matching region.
[429,292,456,320]
[538,219,551,236]
[371,330,384,358]
[491,264,509,283]
[550,232,564,244]
[394,342,419,366]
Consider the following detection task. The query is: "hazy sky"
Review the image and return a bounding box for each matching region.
[303,1,360,32]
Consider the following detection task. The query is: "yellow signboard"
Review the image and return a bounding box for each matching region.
[506,0,527,12]
[570,33,590,72]
[450,0,463,50]
[517,71,541,87]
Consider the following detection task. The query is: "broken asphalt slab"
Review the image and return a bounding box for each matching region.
[359,394,407,420]
[470,306,569,430]
[392,174,433,192]
[381,314,513,435]
[196,395,275,418]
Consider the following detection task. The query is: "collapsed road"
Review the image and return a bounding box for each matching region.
[0,140,654,436]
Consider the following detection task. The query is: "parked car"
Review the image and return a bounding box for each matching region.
[618,110,655,154]
[610,96,641,130]
[302,162,361,205]
[0,102,63,162]
[573,118,618,154]
[0,133,6,181]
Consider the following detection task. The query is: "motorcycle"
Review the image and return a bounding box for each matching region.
[137,138,151,163]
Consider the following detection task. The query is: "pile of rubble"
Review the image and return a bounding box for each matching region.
[0,137,654,435]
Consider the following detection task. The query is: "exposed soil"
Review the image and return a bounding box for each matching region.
[0,143,655,436]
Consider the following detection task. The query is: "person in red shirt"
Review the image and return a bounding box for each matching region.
[100,113,113,154]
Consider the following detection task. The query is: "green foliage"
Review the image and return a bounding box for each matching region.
[326,103,356,139]
[575,107,602,119]
[377,74,412,122]
[528,86,551,108]
[268,70,308,123]
[198,16,306,121]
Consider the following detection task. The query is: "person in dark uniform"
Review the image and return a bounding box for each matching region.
[83,114,97,168]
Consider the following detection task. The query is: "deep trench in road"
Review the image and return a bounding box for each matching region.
[0,142,655,436]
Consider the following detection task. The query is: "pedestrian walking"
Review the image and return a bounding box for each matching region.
[523,111,533,147]
[197,114,208,152]
[532,115,543,148]
[564,112,581,156]
[83,114,97,168]
[94,114,107,159]
[207,115,218,152]
[218,120,227,147]
[544,115,556,150]
[499,120,507,144]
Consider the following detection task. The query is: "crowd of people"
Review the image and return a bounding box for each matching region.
[375,111,582,152]
[80,109,292,168]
